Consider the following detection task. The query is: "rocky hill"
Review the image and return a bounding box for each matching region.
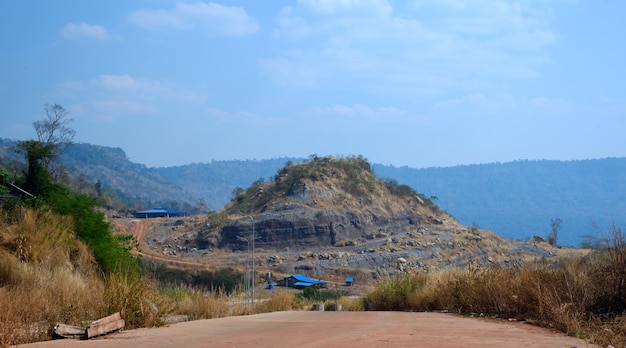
[138,156,574,282]
[212,156,438,249]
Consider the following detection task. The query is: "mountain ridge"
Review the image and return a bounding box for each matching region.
[1,138,623,246]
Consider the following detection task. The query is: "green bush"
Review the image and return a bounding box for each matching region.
[48,190,140,276]
[297,286,324,302]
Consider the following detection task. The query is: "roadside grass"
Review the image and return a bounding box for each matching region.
[173,287,230,320]
[364,225,626,348]
[0,208,108,345]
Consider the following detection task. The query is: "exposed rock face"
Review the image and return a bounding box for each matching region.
[219,203,422,250]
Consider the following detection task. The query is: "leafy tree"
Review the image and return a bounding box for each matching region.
[15,140,56,198]
[0,167,11,195]
[95,180,103,197]
[231,187,244,199]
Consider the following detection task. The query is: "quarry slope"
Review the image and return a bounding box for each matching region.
[117,156,584,282]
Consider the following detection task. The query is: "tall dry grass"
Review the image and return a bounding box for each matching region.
[0,208,171,346]
[171,286,230,320]
[0,208,107,345]
[364,226,626,347]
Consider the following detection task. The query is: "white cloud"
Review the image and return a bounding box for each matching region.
[313,103,408,121]
[128,2,259,37]
[259,57,322,88]
[299,0,392,16]
[527,96,576,113]
[206,108,268,124]
[266,0,560,95]
[60,22,110,41]
[433,92,516,113]
[92,75,206,103]
[97,75,138,91]
[93,99,158,115]
[57,74,207,119]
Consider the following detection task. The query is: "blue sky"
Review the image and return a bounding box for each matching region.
[1,0,625,169]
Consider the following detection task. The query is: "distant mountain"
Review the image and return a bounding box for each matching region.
[2,138,624,246]
[154,158,299,211]
[372,159,626,247]
[59,143,198,210]
[0,139,196,211]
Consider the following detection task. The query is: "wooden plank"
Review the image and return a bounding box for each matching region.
[86,319,125,338]
[52,323,86,339]
[90,312,122,326]
[86,312,125,338]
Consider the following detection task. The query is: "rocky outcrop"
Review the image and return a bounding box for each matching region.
[217,203,423,250]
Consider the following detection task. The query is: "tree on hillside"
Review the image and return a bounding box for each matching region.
[16,140,56,197]
[548,218,563,246]
[12,103,75,198]
[33,103,75,169]
[0,167,11,195]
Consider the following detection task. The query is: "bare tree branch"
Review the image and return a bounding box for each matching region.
[32,103,76,169]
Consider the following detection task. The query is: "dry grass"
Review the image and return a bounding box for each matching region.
[364,229,626,348]
[173,288,230,320]
[0,208,107,345]
[336,296,365,311]
[254,291,299,313]
[0,208,171,345]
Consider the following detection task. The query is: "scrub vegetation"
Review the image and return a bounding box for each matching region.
[364,224,626,348]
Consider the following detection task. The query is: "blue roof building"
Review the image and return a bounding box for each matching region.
[279,274,327,289]
[132,207,188,218]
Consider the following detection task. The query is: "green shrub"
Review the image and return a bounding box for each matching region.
[297,286,324,302]
[48,190,140,276]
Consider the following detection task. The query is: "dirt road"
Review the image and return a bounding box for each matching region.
[127,220,211,268]
[23,311,598,348]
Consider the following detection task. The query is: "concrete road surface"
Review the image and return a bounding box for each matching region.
[21,311,599,348]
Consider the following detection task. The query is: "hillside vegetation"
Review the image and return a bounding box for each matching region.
[225,155,437,215]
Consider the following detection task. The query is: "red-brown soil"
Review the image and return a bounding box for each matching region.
[22,311,598,348]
